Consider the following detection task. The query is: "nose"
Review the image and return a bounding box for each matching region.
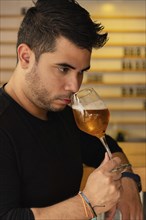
[64,75,81,93]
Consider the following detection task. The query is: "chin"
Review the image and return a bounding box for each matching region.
[49,105,67,112]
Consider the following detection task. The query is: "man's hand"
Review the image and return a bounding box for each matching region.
[83,153,122,215]
[105,177,143,220]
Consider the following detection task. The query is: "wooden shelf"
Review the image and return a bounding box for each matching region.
[1,41,146,47]
[1,27,145,34]
[110,121,145,125]
[91,15,146,20]
[0,41,16,45]
[105,42,146,47]
[106,29,145,33]
[84,81,145,86]
[0,28,18,31]
[0,14,23,18]
[0,55,16,58]
[103,95,146,99]
[0,67,14,72]
[89,69,146,73]
[92,55,146,59]
[1,14,145,20]
[110,108,146,112]
[0,54,145,60]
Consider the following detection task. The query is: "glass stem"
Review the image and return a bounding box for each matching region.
[100,136,112,159]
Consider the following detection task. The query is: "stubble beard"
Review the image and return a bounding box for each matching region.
[24,65,70,112]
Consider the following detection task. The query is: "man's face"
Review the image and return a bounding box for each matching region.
[23,36,91,112]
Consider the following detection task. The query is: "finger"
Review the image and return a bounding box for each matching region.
[114,179,122,191]
[129,210,143,220]
[107,157,121,172]
[111,171,122,181]
[115,180,123,190]
[121,210,130,220]
[121,208,142,220]
[99,152,110,167]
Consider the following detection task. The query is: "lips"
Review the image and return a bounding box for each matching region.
[62,98,71,104]
[54,98,71,105]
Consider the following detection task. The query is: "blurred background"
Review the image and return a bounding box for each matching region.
[0,1,146,218]
[0,0,145,143]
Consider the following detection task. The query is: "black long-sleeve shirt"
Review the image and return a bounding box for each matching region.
[0,87,123,220]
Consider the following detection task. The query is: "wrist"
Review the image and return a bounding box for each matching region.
[122,171,142,192]
[78,191,97,219]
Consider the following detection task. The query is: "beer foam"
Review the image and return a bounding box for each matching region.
[72,96,84,114]
[72,97,107,112]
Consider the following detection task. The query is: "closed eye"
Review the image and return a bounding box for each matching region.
[55,63,90,75]
[58,66,69,73]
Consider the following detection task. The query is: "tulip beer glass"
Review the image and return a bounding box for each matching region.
[72,87,112,158]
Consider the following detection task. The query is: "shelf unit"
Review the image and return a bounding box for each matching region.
[82,11,146,141]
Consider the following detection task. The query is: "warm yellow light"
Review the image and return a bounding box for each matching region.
[101,3,115,13]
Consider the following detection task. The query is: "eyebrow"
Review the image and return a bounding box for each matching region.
[56,63,90,72]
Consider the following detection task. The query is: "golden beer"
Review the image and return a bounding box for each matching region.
[73,109,110,138]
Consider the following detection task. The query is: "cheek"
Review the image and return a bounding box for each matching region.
[43,72,65,89]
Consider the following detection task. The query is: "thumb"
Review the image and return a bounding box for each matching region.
[100,152,110,167]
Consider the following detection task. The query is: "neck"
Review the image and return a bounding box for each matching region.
[4,81,48,121]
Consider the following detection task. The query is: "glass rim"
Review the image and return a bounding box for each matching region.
[74,87,95,99]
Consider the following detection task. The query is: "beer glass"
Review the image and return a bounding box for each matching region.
[71,88,130,172]
[72,87,112,158]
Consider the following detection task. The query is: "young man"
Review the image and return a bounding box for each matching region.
[0,0,143,219]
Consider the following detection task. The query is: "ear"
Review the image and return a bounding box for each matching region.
[17,44,33,69]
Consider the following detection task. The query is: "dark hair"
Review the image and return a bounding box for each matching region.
[17,0,108,60]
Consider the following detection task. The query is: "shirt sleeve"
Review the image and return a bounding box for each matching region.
[0,130,35,220]
[79,131,123,168]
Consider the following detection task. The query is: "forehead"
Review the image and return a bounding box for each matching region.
[43,36,91,68]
